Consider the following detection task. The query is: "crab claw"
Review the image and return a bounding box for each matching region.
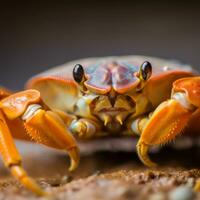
[68,147,80,171]
[137,98,193,167]
[136,141,157,167]
[23,108,80,171]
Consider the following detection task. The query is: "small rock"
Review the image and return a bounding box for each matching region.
[149,192,166,200]
[60,175,73,185]
[169,186,195,200]
[186,178,195,187]
[96,179,111,187]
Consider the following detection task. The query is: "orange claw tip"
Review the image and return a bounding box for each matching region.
[136,141,157,168]
[22,177,48,196]
[10,165,48,196]
[68,147,80,172]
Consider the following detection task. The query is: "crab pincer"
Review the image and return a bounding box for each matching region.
[137,77,200,169]
[0,89,79,195]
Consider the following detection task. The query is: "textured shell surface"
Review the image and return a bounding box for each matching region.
[28,55,194,92]
[26,55,195,111]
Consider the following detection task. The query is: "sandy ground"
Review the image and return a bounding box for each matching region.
[0,139,200,200]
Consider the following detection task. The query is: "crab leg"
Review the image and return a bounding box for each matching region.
[23,108,79,171]
[136,77,200,167]
[0,89,80,194]
[0,87,12,99]
[0,110,46,196]
[136,99,193,167]
[0,89,80,171]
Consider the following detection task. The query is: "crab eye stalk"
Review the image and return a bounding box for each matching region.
[73,64,85,83]
[139,61,152,81]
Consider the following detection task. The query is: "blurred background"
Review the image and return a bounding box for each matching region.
[1,1,200,90]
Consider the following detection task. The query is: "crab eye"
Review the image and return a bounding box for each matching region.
[140,61,152,81]
[73,64,84,83]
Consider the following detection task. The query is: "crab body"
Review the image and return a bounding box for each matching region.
[27,56,194,135]
[0,55,200,195]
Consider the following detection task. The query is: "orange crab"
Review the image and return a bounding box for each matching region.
[0,55,200,195]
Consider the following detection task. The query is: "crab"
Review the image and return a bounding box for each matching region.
[0,55,200,195]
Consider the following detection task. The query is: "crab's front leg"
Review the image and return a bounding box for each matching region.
[0,109,47,196]
[0,89,80,195]
[134,77,200,168]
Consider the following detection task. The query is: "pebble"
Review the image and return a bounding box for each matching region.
[186,178,195,187]
[149,192,166,200]
[60,175,73,185]
[169,186,195,200]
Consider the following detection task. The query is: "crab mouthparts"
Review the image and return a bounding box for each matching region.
[99,108,128,113]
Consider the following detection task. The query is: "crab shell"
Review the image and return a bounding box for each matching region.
[26,55,195,114]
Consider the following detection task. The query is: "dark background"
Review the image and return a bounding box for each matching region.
[1,1,200,90]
